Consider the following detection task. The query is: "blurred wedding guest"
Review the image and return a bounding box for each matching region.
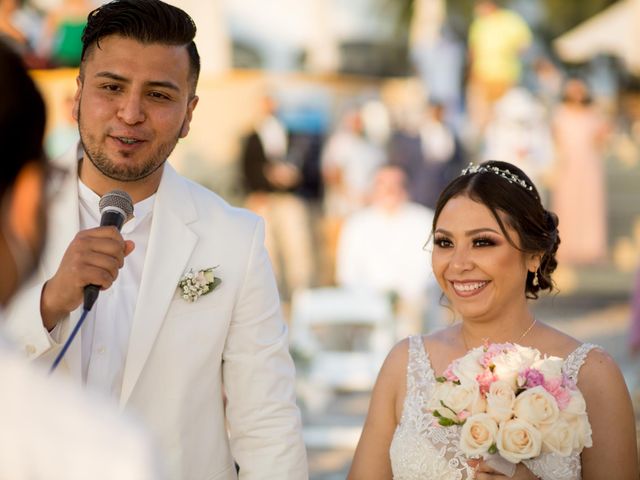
[322,104,387,217]
[389,101,464,210]
[0,38,160,480]
[0,0,26,46]
[552,77,610,265]
[241,93,313,299]
[39,0,92,67]
[320,104,386,283]
[483,87,554,188]
[336,166,435,338]
[466,0,532,141]
[411,18,465,131]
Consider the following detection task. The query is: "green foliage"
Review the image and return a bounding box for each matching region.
[541,0,619,38]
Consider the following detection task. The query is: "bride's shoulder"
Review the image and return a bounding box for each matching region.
[534,322,583,357]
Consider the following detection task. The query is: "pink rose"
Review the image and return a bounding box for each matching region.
[476,370,498,396]
[443,363,460,383]
[543,378,571,410]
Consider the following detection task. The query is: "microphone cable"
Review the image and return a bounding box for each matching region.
[49,308,90,374]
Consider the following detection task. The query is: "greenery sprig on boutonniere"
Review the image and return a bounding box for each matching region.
[178,267,221,302]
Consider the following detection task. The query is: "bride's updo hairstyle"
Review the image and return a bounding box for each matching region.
[432,160,560,299]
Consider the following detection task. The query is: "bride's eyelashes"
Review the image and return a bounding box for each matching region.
[433,235,453,248]
[472,236,498,247]
[433,235,499,249]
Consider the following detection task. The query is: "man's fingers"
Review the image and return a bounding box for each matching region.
[124,240,135,256]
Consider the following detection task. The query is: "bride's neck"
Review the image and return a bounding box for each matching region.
[460,307,536,349]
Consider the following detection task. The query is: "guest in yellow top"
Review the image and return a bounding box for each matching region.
[467,0,532,137]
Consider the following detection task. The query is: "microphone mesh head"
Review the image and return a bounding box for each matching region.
[99,190,134,221]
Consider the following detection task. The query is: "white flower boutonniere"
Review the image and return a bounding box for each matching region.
[178,267,221,302]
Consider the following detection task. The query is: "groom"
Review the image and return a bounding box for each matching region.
[6,1,307,479]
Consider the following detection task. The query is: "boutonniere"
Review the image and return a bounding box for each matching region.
[178,267,221,302]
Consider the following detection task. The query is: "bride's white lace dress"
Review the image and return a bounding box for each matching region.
[389,335,598,480]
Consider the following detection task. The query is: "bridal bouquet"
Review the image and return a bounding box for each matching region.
[429,343,592,468]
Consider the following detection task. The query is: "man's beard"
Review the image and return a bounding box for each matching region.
[77,106,183,183]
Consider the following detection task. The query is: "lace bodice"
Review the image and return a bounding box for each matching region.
[389,336,599,480]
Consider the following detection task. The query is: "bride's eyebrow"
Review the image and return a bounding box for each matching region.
[434,228,502,237]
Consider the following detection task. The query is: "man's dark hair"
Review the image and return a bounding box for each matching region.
[0,39,46,198]
[80,0,200,90]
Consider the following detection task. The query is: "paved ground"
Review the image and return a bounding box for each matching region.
[301,299,640,479]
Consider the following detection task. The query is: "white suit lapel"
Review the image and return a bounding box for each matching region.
[120,164,198,405]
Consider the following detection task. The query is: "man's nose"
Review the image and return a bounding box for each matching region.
[117,93,145,125]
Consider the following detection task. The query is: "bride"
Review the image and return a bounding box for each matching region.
[347,161,638,479]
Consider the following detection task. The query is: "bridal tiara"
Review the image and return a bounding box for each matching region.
[461,163,534,193]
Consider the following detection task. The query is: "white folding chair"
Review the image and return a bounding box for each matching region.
[290,287,396,411]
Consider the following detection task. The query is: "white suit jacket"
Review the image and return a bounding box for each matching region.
[6,154,308,480]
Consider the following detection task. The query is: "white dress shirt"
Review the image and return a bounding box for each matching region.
[336,202,435,300]
[78,180,155,398]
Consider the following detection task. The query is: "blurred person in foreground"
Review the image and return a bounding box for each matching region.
[336,165,435,338]
[5,1,307,479]
[348,161,638,479]
[0,38,160,480]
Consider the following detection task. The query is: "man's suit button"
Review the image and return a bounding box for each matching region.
[25,344,36,355]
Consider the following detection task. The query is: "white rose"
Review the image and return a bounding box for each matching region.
[438,382,485,420]
[514,344,541,366]
[428,383,473,420]
[496,418,542,463]
[540,418,574,456]
[459,413,499,457]
[492,347,539,387]
[452,349,485,385]
[513,386,559,427]
[562,389,587,416]
[560,411,593,450]
[486,381,516,423]
[532,356,564,383]
[429,382,457,420]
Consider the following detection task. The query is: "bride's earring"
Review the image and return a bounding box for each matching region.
[532,270,539,287]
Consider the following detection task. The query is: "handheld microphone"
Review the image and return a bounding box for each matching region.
[51,190,134,374]
[83,190,134,311]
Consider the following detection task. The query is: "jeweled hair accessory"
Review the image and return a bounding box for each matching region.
[461,163,534,192]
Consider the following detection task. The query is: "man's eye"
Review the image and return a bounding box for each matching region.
[149,92,170,100]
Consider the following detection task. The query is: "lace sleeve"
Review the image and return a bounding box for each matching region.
[562,343,601,383]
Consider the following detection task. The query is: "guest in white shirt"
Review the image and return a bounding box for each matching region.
[336,165,438,337]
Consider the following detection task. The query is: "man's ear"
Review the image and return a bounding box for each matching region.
[72,76,83,122]
[179,95,199,138]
